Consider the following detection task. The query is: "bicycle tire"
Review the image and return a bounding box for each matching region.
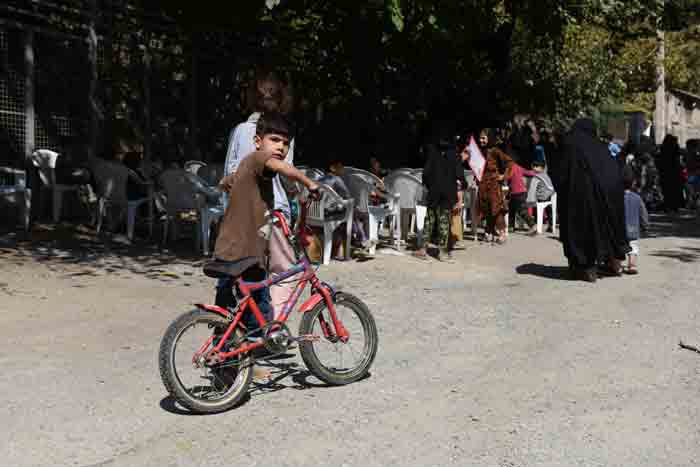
[159,309,252,414]
[298,292,378,385]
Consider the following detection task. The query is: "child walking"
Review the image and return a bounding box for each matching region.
[624,171,650,274]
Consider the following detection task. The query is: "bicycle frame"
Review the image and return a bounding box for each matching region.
[194,200,349,364]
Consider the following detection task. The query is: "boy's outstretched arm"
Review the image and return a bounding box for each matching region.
[265,158,319,193]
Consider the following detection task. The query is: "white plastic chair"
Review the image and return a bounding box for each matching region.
[0,167,31,231]
[536,193,557,234]
[184,160,207,175]
[384,171,423,243]
[306,185,354,265]
[30,149,80,222]
[89,157,154,240]
[525,176,557,235]
[346,167,401,243]
[345,173,399,254]
[159,169,223,254]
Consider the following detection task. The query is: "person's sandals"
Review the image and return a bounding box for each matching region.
[625,267,639,275]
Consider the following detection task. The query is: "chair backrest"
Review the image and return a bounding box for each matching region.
[31,149,60,186]
[89,157,129,205]
[344,173,373,213]
[197,163,224,186]
[384,172,423,209]
[184,160,207,175]
[159,168,200,213]
[345,167,382,187]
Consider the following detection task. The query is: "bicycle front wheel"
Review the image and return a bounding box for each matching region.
[298,292,378,385]
[159,309,252,414]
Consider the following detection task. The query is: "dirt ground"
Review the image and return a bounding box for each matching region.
[1,214,699,467]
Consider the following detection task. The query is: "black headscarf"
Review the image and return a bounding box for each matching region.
[557,118,630,268]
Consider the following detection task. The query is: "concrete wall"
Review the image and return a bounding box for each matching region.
[666,92,700,146]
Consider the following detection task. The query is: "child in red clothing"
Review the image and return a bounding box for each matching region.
[508,162,537,235]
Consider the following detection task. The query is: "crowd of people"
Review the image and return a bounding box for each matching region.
[21,67,697,293]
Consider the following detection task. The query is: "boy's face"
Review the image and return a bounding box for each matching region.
[254,132,290,160]
[533,165,544,172]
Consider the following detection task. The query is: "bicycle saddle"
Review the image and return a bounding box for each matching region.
[203,257,259,279]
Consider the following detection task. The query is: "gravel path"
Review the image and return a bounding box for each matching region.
[1,214,699,467]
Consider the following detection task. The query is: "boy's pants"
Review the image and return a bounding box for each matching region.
[215,267,272,333]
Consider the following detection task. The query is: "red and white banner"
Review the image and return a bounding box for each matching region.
[467,135,486,182]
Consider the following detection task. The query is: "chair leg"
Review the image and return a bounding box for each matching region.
[52,189,62,223]
[415,205,427,246]
[23,189,31,232]
[345,216,353,260]
[368,214,379,255]
[162,218,169,247]
[551,197,557,235]
[127,204,137,240]
[96,198,105,234]
[200,212,210,256]
[536,204,544,234]
[322,225,333,265]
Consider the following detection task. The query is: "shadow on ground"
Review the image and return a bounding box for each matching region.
[0,222,206,282]
[649,246,700,263]
[158,357,365,415]
[515,263,571,281]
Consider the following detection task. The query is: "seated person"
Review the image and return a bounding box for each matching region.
[213,112,319,336]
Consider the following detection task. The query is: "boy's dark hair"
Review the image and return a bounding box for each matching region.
[256,112,294,139]
[623,167,637,190]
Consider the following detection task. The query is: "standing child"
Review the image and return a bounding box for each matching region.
[623,171,650,274]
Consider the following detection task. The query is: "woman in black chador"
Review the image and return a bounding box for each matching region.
[553,118,630,282]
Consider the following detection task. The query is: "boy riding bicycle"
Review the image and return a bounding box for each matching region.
[212,112,319,336]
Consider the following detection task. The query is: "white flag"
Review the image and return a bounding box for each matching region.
[467,136,486,182]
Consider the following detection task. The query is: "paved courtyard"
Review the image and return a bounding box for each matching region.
[1,214,699,466]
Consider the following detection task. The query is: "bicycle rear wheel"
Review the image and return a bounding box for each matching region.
[159,309,252,414]
[298,292,378,385]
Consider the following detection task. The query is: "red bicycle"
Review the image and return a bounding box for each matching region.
[158,191,378,413]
